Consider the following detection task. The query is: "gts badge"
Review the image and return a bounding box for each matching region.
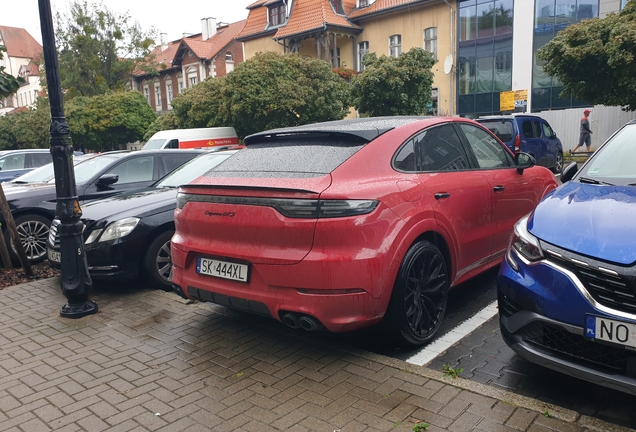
[205,211,235,217]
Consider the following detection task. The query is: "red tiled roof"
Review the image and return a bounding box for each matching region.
[0,26,42,60]
[343,0,358,15]
[348,0,429,19]
[275,0,360,39]
[247,0,268,9]
[236,5,271,40]
[134,20,245,77]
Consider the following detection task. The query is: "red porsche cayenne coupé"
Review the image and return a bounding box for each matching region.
[171,117,558,347]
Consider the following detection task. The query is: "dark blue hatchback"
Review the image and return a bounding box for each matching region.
[497,119,636,395]
[477,115,564,174]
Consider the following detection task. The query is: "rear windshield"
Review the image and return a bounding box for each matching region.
[477,120,514,143]
[205,135,366,178]
[142,139,167,150]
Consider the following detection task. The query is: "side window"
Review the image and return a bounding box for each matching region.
[459,124,513,169]
[107,156,155,184]
[162,154,196,175]
[521,120,534,138]
[541,122,554,139]
[0,153,26,170]
[414,124,470,172]
[28,153,52,168]
[394,139,415,172]
[166,139,179,149]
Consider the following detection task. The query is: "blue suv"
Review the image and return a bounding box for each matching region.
[497,119,636,395]
[477,115,564,173]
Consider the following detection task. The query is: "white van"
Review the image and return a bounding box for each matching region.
[141,127,239,150]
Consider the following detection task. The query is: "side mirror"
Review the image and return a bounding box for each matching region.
[561,162,578,183]
[96,173,119,189]
[515,152,535,174]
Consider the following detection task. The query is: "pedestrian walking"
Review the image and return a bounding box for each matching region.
[571,109,592,154]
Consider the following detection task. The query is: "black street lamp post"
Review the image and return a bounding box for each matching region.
[38,0,98,318]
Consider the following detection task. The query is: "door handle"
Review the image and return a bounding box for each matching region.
[434,192,450,200]
[493,186,505,192]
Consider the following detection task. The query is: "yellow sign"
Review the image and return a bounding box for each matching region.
[500,91,514,111]
[500,90,528,112]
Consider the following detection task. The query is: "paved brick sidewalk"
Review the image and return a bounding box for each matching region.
[0,277,629,432]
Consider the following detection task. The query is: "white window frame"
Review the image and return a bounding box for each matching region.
[143,85,150,104]
[358,41,369,72]
[154,83,162,109]
[166,81,173,108]
[424,27,437,60]
[389,35,402,58]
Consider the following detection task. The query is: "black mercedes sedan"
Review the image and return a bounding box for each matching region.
[3,149,208,263]
[47,149,239,290]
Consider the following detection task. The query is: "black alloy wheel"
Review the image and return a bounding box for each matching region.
[143,230,174,290]
[385,240,449,347]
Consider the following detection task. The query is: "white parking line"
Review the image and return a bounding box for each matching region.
[405,300,499,366]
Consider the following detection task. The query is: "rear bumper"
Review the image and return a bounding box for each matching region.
[170,243,387,333]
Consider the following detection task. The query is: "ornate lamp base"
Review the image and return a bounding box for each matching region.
[60,300,99,318]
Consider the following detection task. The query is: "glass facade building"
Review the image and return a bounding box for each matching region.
[457,0,514,117]
[456,0,607,116]
[531,0,598,111]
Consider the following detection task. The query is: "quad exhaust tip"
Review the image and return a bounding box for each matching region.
[281,312,322,331]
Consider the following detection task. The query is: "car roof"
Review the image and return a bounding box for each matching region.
[244,116,436,144]
[476,114,545,121]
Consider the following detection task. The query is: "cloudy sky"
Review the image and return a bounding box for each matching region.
[2,0,255,45]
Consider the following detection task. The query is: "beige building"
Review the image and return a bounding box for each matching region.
[236,0,454,115]
[0,26,43,116]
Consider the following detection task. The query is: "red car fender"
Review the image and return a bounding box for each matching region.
[376,216,457,314]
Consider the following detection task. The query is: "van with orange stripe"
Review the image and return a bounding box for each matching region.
[141,127,239,150]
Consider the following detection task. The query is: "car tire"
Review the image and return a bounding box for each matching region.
[143,230,174,290]
[551,151,564,174]
[4,214,52,264]
[384,240,449,348]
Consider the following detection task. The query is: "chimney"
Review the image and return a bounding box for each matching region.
[160,33,168,52]
[201,17,217,41]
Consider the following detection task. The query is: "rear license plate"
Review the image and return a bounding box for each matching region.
[585,315,636,349]
[196,257,249,283]
[47,249,61,263]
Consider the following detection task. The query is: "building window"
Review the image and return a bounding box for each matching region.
[226,52,233,62]
[178,80,184,94]
[424,27,437,60]
[143,86,150,104]
[359,0,370,6]
[358,41,369,72]
[189,75,197,86]
[154,84,161,109]
[330,0,344,14]
[389,35,401,57]
[166,82,173,107]
[269,3,286,26]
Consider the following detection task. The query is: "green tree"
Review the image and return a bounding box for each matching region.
[537,1,636,110]
[54,0,156,99]
[66,91,156,151]
[143,111,180,141]
[217,52,351,138]
[171,77,225,129]
[351,47,435,117]
[0,45,24,99]
[0,98,50,150]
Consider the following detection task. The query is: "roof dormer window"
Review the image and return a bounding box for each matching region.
[269,2,286,27]
[358,0,373,7]
[330,0,344,14]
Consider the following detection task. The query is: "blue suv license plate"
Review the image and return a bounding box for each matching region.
[585,315,636,349]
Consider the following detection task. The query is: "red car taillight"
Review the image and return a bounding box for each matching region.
[176,193,379,218]
[514,135,521,153]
